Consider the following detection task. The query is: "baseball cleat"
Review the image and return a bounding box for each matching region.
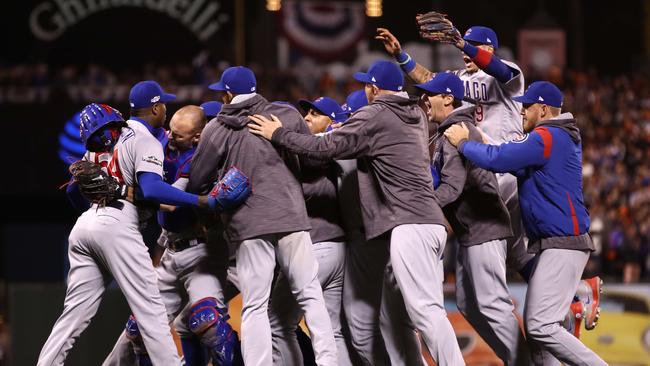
[576,276,602,330]
[563,299,585,338]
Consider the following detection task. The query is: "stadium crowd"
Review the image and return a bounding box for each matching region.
[2,62,650,283]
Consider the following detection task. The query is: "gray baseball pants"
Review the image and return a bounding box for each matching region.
[38,205,181,366]
[270,240,352,366]
[456,239,525,365]
[497,173,535,272]
[381,224,465,366]
[343,231,426,366]
[237,231,337,366]
[102,242,229,365]
[525,248,607,366]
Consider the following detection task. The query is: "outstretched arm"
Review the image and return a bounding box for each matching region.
[458,40,518,84]
[248,114,371,160]
[376,28,434,83]
[445,123,551,173]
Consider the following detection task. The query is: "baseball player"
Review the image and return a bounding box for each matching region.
[268,96,352,366]
[416,72,522,364]
[37,93,222,365]
[248,60,464,365]
[101,105,244,366]
[378,22,602,333]
[186,66,337,366]
[444,81,607,366]
[333,88,427,365]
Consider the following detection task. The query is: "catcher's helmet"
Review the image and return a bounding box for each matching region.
[79,103,125,152]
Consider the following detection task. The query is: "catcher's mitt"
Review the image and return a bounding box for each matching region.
[416,11,461,45]
[68,160,126,206]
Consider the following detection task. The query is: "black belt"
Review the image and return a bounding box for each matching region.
[167,237,206,252]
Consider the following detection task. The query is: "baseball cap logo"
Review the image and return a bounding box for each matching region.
[486,37,492,43]
[225,85,231,90]
[446,87,452,92]
[371,76,377,82]
[151,95,161,103]
[538,96,545,101]
[251,86,256,92]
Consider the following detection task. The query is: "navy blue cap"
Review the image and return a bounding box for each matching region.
[353,60,404,92]
[209,66,257,94]
[200,101,223,118]
[512,81,563,108]
[414,72,465,100]
[299,97,346,123]
[463,26,498,49]
[129,81,176,109]
[339,89,368,117]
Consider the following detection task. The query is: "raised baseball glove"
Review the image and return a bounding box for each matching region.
[68,160,126,206]
[416,11,461,45]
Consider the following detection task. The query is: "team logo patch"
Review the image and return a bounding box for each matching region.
[151,95,161,103]
[142,155,163,166]
[512,134,529,143]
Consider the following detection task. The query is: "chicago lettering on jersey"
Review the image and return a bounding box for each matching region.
[464,80,489,102]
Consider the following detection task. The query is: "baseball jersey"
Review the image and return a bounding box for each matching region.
[106,119,165,187]
[453,60,524,144]
[163,144,195,186]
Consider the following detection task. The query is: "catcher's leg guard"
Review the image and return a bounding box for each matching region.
[188,297,239,366]
[180,336,208,366]
[124,315,153,366]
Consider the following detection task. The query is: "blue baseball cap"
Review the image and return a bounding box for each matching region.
[129,81,176,109]
[512,81,563,108]
[209,66,257,94]
[200,101,223,118]
[463,26,498,49]
[353,60,404,92]
[299,97,346,123]
[414,72,465,100]
[341,89,368,114]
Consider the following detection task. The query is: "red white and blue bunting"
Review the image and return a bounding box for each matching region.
[280,1,366,60]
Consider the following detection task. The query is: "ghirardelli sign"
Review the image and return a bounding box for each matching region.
[29,0,229,42]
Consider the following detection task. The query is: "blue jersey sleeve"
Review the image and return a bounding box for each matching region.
[459,129,551,173]
[138,172,200,207]
[65,181,91,211]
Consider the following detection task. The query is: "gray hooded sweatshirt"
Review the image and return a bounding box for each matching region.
[302,159,346,243]
[431,105,513,246]
[187,94,311,242]
[271,93,446,240]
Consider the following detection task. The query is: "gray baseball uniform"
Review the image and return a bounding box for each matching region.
[432,105,524,364]
[337,158,424,366]
[187,94,337,366]
[270,160,352,366]
[38,120,181,366]
[454,61,535,273]
[269,93,464,365]
[525,248,606,366]
[102,240,229,366]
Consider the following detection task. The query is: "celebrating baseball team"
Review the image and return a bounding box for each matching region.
[38,10,609,366]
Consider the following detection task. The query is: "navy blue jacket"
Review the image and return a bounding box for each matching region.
[458,113,594,253]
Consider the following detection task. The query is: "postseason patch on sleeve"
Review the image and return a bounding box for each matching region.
[512,134,529,144]
[142,155,163,166]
